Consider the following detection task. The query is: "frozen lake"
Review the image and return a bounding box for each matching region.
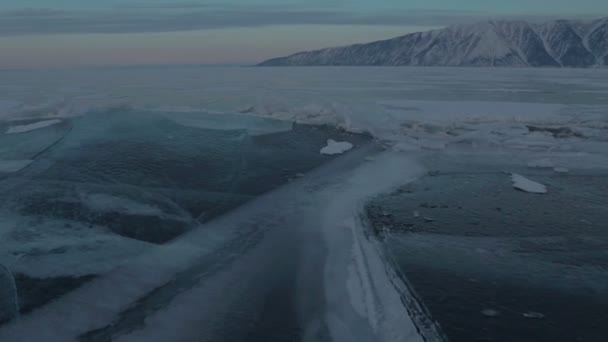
[0,66,607,341]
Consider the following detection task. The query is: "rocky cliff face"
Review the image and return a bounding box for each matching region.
[260,18,608,68]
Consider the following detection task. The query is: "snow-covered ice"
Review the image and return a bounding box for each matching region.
[5,119,62,134]
[0,148,439,342]
[0,66,607,341]
[511,173,548,194]
[321,139,354,155]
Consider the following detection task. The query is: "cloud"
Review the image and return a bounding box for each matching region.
[0,5,561,36]
[119,2,221,9]
[1,8,67,17]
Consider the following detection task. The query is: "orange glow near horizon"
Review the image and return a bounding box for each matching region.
[0,25,436,69]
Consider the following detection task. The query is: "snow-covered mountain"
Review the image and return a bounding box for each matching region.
[259,17,608,67]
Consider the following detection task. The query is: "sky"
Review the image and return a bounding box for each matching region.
[1,0,607,69]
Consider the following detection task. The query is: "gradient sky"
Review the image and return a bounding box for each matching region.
[1,0,607,69]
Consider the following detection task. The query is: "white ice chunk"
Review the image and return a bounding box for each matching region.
[511,173,548,194]
[523,312,545,319]
[482,309,501,317]
[553,167,569,173]
[0,160,33,173]
[320,139,353,155]
[5,119,61,134]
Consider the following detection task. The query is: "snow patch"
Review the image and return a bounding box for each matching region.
[5,119,62,134]
[321,153,435,342]
[511,173,548,194]
[321,139,353,155]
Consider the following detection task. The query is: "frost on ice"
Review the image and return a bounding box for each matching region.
[5,119,62,134]
[320,139,354,155]
[511,173,548,194]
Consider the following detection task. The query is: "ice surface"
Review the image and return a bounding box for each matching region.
[0,66,607,340]
[5,119,62,134]
[320,139,354,155]
[161,111,293,136]
[0,100,21,117]
[511,173,548,194]
[392,141,421,153]
[81,193,164,217]
[0,215,152,279]
[387,232,608,294]
[0,160,33,173]
[527,158,555,168]
[0,265,19,324]
[0,149,439,342]
[0,67,607,169]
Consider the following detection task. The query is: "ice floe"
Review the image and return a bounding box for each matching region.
[511,173,548,194]
[320,139,353,155]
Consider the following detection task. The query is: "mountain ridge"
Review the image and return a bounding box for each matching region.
[259,17,608,68]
